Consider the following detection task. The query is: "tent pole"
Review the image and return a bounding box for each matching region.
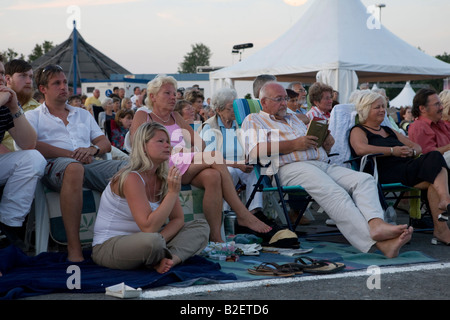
[73,20,78,93]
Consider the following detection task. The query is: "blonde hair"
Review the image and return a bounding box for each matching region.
[146,74,177,110]
[111,122,170,198]
[439,90,450,122]
[354,90,386,123]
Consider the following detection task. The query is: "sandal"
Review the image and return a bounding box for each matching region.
[294,256,345,274]
[280,263,304,275]
[438,204,450,222]
[247,262,295,277]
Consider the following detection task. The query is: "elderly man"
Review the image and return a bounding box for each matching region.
[25,65,127,262]
[241,81,413,258]
[408,88,450,166]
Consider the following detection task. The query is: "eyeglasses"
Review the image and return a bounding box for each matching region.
[298,89,307,93]
[265,96,289,103]
[42,65,63,74]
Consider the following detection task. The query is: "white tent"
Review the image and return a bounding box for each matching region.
[210,0,450,103]
[389,82,416,109]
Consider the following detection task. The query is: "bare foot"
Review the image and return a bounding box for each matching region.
[154,258,174,274]
[369,218,408,242]
[375,226,413,258]
[236,212,272,234]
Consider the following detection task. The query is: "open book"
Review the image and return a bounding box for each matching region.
[306,118,329,147]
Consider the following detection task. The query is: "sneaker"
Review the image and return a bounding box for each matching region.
[0,222,27,251]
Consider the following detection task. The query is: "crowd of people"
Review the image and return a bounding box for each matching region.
[1,55,450,274]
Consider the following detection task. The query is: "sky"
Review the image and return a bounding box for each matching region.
[1,0,449,75]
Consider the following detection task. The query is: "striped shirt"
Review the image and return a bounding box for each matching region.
[0,106,14,143]
[306,106,330,121]
[241,111,329,168]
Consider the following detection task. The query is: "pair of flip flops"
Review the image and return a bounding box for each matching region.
[247,257,345,277]
[290,256,346,274]
[247,262,300,277]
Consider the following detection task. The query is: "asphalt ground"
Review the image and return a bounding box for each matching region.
[13,201,450,315]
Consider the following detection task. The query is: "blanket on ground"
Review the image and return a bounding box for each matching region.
[0,245,236,300]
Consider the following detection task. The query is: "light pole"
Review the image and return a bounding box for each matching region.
[376,4,386,24]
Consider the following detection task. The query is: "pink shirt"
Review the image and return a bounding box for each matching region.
[408,116,450,154]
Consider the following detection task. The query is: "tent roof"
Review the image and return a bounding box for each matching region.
[389,82,416,108]
[31,29,130,87]
[210,0,450,83]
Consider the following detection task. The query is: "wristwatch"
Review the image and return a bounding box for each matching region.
[12,108,24,119]
[91,145,100,156]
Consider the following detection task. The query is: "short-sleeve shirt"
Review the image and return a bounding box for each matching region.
[25,102,104,151]
[241,110,329,168]
[408,116,450,154]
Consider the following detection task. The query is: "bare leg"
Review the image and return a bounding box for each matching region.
[60,163,84,262]
[427,185,450,244]
[189,168,224,242]
[433,169,450,211]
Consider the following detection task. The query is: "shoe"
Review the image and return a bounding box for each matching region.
[0,222,27,251]
[293,256,346,274]
[247,262,295,277]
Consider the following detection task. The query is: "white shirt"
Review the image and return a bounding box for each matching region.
[25,102,104,151]
[93,172,160,246]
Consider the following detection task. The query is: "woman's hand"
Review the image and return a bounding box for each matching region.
[392,146,413,158]
[236,163,254,173]
[167,166,181,194]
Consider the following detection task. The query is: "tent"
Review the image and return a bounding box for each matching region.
[389,82,416,109]
[210,0,450,103]
[31,26,130,89]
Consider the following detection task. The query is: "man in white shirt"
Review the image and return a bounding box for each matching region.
[26,65,127,262]
[241,81,413,258]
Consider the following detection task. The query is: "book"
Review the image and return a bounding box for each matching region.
[306,119,329,147]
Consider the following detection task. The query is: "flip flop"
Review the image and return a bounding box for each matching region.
[247,262,295,277]
[279,263,304,275]
[294,256,345,274]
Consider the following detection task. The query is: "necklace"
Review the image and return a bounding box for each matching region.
[363,125,382,132]
[152,111,171,123]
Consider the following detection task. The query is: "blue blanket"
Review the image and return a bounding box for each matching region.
[0,245,236,300]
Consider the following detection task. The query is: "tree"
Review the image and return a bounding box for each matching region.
[28,41,54,63]
[0,48,25,62]
[178,43,212,73]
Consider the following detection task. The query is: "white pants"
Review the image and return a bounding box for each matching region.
[0,150,47,226]
[278,160,383,252]
[224,167,263,212]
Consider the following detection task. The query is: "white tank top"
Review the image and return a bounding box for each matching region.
[93,171,160,246]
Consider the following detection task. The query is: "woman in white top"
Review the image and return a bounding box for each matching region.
[92,122,209,272]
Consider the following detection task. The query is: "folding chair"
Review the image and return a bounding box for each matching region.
[232,98,313,231]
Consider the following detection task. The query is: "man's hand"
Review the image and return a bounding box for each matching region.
[294,135,318,151]
[72,147,95,164]
[322,132,335,151]
[0,86,19,113]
